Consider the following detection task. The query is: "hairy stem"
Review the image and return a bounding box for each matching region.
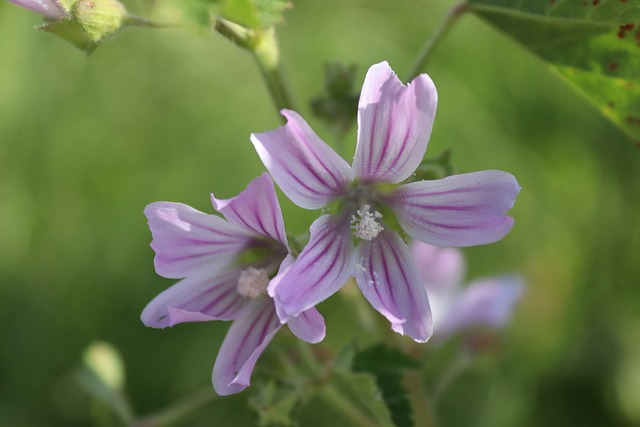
[251,28,296,118]
[406,2,469,80]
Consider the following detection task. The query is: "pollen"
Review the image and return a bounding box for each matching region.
[351,205,384,241]
[237,267,269,298]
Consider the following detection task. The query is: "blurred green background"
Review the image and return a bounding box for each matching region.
[1,0,639,426]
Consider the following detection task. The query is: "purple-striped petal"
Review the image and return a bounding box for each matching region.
[145,202,255,279]
[354,229,433,342]
[352,61,437,184]
[435,276,524,338]
[250,110,353,210]
[8,0,66,19]
[388,171,521,247]
[287,308,326,344]
[410,241,465,292]
[141,268,247,328]
[212,298,281,395]
[211,173,288,249]
[268,215,355,322]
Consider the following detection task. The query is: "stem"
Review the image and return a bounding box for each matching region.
[251,28,296,118]
[133,388,217,427]
[406,1,469,80]
[124,15,177,29]
[431,350,472,404]
[404,371,439,427]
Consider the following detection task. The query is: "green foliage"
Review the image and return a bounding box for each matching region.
[166,0,217,29]
[328,371,396,427]
[38,18,98,53]
[469,0,640,143]
[310,62,360,138]
[249,382,300,426]
[221,0,291,29]
[353,344,421,427]
[168,0,290,30]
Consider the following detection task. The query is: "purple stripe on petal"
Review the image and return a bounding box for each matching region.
[267,215,355,322]
[145,202,255,279]
[211,173,289,249]
[288,308,326,343]
[212,298,281,395]
[354,230,432,342]
[353,61,438,184]
[388,171,521,247]
[141,268,246,328]
[251,110,353,210]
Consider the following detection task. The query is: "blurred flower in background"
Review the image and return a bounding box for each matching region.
[411,241,524,341]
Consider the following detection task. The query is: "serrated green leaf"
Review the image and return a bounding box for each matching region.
[353,344,421,427]
[325,371,395,427]
[352,350,415,427]
[249,381,300,427]
[469,0,640,143]
[353,344,421,375]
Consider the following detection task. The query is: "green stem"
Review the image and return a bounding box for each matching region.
[132,388,217,427]
[124,15,177,29]
[405,371,439,427]
[251,28,296,119]
[406,1,469,80]
[431,350,472,404]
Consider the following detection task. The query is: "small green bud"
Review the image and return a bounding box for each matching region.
[73,0,127,43]
[38,0,127,53]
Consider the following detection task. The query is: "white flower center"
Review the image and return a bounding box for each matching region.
[350,204,384,241]
[237,267,269,298]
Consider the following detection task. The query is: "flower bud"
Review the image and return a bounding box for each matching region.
[72,0,127,43]
[37,0,127,53]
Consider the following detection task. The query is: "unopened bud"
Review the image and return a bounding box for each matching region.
[73,0,127,43]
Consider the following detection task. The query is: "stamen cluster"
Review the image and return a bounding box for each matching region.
[350,204,384,241]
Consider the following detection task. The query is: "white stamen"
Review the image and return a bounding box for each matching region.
[350,204,384,241]
[237,267,269,298]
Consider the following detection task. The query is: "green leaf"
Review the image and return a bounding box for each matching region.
[325,371,396,427]
[221,0,291,29]
[38,18,97,54]
[310,62,360,138]
[469,0,640,143]
[353,344,421,427]
[249,381,300,427]
[166,0,219,30]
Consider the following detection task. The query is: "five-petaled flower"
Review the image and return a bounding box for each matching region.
[411,241,523,341]
[7,0,67,19]
[141,173,325,395]
[252,61,521,343]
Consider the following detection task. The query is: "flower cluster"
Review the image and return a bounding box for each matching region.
[141,61,521,394]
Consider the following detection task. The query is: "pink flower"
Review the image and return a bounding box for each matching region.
[411,241,523,340]
[7,0,66,19]
[141,174,325,395]
[252,61,520,343]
